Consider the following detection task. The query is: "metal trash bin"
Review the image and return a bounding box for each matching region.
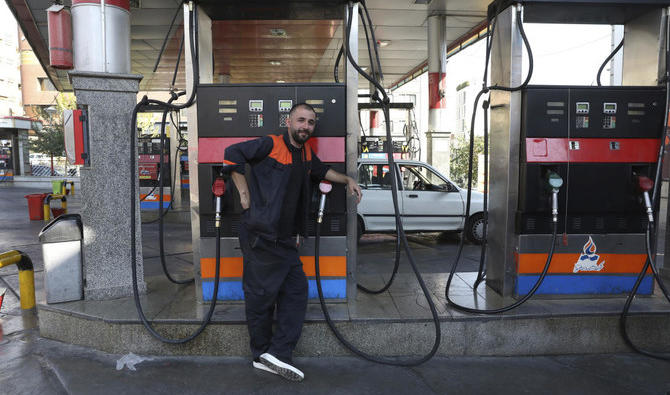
[38,214,83,303]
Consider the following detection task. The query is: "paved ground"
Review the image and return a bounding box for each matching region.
[2,183,670,394]
[1,318,670,395]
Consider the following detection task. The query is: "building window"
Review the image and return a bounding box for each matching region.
[37,77,55,91]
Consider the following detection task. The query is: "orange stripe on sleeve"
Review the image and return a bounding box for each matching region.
[269,135,292,165]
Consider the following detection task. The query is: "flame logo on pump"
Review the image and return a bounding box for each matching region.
[573,236,606,273]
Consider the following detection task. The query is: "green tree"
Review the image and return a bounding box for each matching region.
[28,93,77,176]
[450,133,484,188]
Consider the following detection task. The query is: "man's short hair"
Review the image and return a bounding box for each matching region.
[289,102,316,116]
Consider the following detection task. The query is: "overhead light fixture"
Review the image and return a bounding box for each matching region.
[361,66,369,71]
[270,28,287,38]
[269,60,282,66]
[377,40,391,47]
[414,0,432,4]
[276,80,286,83]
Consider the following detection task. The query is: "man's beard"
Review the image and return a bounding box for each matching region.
[291,128,311,145]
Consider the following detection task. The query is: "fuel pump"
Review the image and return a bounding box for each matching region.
[468,0,670,359]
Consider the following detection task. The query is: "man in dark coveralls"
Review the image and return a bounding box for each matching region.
[224,103,362,381]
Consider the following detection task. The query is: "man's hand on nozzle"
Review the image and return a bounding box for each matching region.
[347,177,363,204]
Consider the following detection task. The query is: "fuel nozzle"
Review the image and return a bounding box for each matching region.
[545,171,563,223]
[318,181,333,224]
[635,175,654,223]
[212,177,226,228]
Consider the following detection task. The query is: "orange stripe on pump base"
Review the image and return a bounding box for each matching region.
[518,253,651,274]
[201,256,346,279]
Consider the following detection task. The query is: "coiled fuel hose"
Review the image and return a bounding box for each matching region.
[311,0,440,367]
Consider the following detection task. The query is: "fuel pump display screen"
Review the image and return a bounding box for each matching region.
[603,103,617,114]
[576,102,589,114]
[249,100,263,112]
[278,100,292,112]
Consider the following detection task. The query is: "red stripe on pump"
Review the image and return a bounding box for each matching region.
[525,138,660,163]
[199,137,254,163]
[199,137,345,163]
[307,137,345,162]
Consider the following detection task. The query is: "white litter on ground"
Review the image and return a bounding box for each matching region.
[116,353,154,371]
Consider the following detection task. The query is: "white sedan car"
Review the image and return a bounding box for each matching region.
[357,158,485,243]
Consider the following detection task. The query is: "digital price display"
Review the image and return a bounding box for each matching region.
[278,100,293,112]
[603,102,617,114]
[249,100,264,112]
[576,102,589,114]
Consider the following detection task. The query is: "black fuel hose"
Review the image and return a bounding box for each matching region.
[619,223,670,360]
[472,19,496,289]
[619,18,670,358]
[359,7,377,84]
[334,46,344,83]
[445,5,549,314]
[597,38,624,87]
[131,102,222,343]
[130,3,220,343]
[157,92,194,284]
[472,98,489,290]
[310,1,440,367]
[354,0,401,295]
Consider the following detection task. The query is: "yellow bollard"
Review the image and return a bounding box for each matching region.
[43,195,52,222]
[70,182,75,196]
[43,194,67,222]
[0,250,35,311]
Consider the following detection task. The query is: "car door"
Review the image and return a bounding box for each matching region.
[398,163,465,231]
[357,162,402,232]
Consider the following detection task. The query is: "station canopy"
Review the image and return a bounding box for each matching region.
[7,0,489,91]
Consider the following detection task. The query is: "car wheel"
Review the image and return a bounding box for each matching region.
[357,216,364,241]
[465,212,485,244]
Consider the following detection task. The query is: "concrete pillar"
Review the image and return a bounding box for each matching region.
[345,3,359,302]
[70,71,146,300]
[426,14,450,175]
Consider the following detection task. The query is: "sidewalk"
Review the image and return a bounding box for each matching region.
[2,324,669,394]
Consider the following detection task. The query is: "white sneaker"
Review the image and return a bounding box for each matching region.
[259,353,304,382]
[252,359,277,375]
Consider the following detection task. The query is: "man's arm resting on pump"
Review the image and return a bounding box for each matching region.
[324,169,363,203]
[231,171,250,210]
